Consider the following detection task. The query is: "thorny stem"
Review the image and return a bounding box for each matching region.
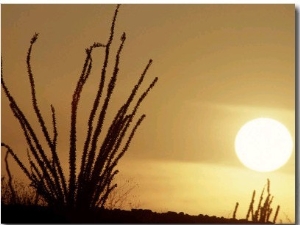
[1,4,158,210]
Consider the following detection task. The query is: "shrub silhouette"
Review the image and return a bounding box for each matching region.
[104,177,140,210]
[1,175,46,206]
[1,4,158,211]
[1,174,137,210]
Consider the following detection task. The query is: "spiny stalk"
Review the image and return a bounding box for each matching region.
[243,179,279,223]
[2,4,158,211]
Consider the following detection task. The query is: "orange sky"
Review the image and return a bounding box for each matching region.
[1,4,295,223]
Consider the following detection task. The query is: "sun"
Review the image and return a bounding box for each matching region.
[234,118,293,172]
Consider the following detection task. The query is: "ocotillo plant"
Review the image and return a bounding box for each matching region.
[233,202,239,219]
[246,190,255,220]
[1,4,158,210]
[245,179,280,223]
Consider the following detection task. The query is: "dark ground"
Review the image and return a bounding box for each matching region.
[1,204,273,223]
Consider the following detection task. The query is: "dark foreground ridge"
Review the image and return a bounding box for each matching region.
[1,204,273,223]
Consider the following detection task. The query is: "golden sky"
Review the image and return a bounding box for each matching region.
[1,4,295,223]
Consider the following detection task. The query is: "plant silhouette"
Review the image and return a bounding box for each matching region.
[245,179,280,223]
[1,4,158,211]
[1,176,46,206]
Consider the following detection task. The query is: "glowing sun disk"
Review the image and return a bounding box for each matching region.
[235,118,293,172]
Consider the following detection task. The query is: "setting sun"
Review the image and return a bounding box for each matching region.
[235,118,293,172]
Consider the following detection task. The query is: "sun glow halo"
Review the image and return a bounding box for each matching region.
[235,118,293,172]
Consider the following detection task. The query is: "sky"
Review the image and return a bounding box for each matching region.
[1,4,296,223]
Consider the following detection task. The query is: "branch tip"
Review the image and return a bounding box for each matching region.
[121,33,126,41]
[30,33,39,44]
